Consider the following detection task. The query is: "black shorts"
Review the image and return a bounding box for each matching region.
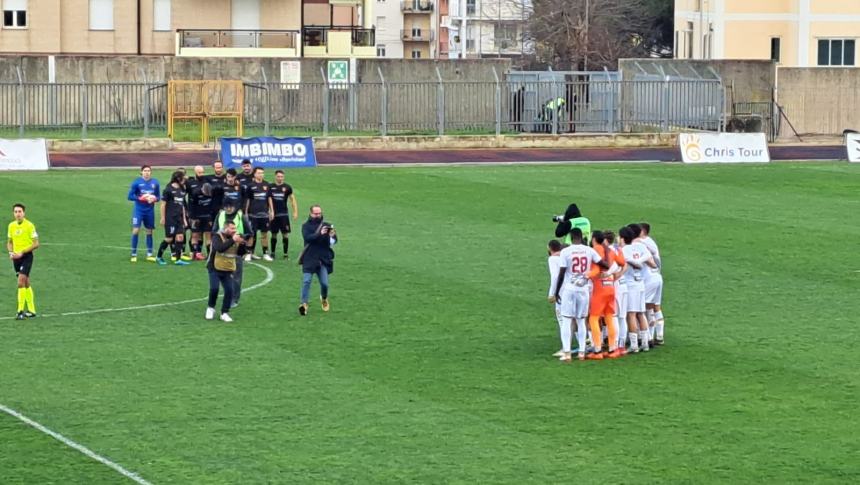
[190,217,213,233]
[270,215,291,234]
[12,252,33,276]
[165,215,185,237]
[250,216,270,233]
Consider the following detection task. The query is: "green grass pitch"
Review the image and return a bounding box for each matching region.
[0,162,859,483]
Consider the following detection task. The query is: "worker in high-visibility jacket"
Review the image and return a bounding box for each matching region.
[540,97,566,133]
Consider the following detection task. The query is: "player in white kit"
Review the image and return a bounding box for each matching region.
[637,222,665,345]
[546,240,566,357]
[619,226,656,352]
[553,228,607,362]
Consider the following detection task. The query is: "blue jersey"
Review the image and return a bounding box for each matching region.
[128,177,161,213]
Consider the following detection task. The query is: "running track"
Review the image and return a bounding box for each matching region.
[49,145,847,168]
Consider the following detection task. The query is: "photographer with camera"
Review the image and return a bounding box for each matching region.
[298,205,338,316]
[553,203,592,246]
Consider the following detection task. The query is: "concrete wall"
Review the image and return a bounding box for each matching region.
[0,55,510,83]
[619,59,776,103]
[776,68,860,137]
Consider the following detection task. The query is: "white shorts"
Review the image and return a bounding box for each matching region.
[615,285,628,317]
[560,289,589,319]
[626,284,646,313]
[645,275,663,305]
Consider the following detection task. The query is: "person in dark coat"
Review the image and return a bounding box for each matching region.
[298,204,338,316]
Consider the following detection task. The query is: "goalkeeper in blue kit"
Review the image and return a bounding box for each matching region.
[127,165,160,262]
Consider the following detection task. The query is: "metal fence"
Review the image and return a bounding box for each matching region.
[0,78,724,140]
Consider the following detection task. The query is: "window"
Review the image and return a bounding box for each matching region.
[770,37,781,63]
[466,38,475,51]
[411,49,421,59]
[376,44,386,57]
[466,0,475,15]
[818,39,856,66]
[153,0,170,31]
[411,27,422,38]
[494,23,516,50]
[89,0,114,30]
[2,0,27,28]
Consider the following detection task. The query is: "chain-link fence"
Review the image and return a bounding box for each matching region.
[0,78,725,140]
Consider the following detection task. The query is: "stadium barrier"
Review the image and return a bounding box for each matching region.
[0,79,726,142]
[679,133,770,163]
[0,138,50,170]
[845,133,860,163]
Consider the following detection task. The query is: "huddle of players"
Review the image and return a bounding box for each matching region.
[548,223,664,362]
[130,159,297,265]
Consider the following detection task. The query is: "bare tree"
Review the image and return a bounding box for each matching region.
[521,0,663,70]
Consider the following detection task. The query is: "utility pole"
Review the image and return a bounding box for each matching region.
[583,0,590,71]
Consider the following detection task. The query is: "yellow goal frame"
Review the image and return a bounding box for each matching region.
[167,80,244,144]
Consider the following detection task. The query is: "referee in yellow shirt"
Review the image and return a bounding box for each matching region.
[7,203,39,320]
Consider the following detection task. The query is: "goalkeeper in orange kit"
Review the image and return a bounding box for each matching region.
[586,230,626,360]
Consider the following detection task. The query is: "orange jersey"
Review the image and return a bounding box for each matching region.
[589,245,625,292]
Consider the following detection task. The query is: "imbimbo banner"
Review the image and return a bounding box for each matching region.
[220,137,317,168]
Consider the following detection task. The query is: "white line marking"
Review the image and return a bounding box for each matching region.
[0,403,153,485]
[0,253,275,321]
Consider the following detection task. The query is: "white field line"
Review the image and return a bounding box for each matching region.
[0,403,153,485]
[0,243,275,321]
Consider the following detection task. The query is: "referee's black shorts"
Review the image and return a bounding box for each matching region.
[11,252,33,276]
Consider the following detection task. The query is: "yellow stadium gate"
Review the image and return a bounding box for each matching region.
[167,80,244,144]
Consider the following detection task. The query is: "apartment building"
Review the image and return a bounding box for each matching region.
[0,0,375,58]
[447,0,530,59]
[675,0,860,67]
[375,0,446,59]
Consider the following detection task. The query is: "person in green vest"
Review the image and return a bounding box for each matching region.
[212,200,253,308]
[554,204,592,246]
[540,96,567,133]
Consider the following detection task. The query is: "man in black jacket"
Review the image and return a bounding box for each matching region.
[298,204,337,316]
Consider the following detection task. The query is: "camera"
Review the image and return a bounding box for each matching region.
[552,215,565,223]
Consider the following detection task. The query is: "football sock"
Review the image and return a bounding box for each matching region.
[655,311,665,340]
[16,288,25,313]
[605,316,618,351]
[629,332,639,351]
[639,330,650,349]
[157,241,169,258]
[618,314,628,348]
[576,318,588,354]
[26,287,35,313]
[172,241,183,258]
[556,311,565,348]
[145,234,154,254]
[560,318,573,353]
[131,234,139,255]
[270,238,277,255]
[588,316,602,353]
[282,237,289,255]
[262,245,269,255]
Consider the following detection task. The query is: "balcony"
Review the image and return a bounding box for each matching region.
[402,0,434,13]
[176,29,300,57]
[302,27,376,58]
[401,29,436,42]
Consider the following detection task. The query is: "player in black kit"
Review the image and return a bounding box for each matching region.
[157,170,191,266]
[244,167,274,261]
[186,165,215,261]
[269,170,298,259]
